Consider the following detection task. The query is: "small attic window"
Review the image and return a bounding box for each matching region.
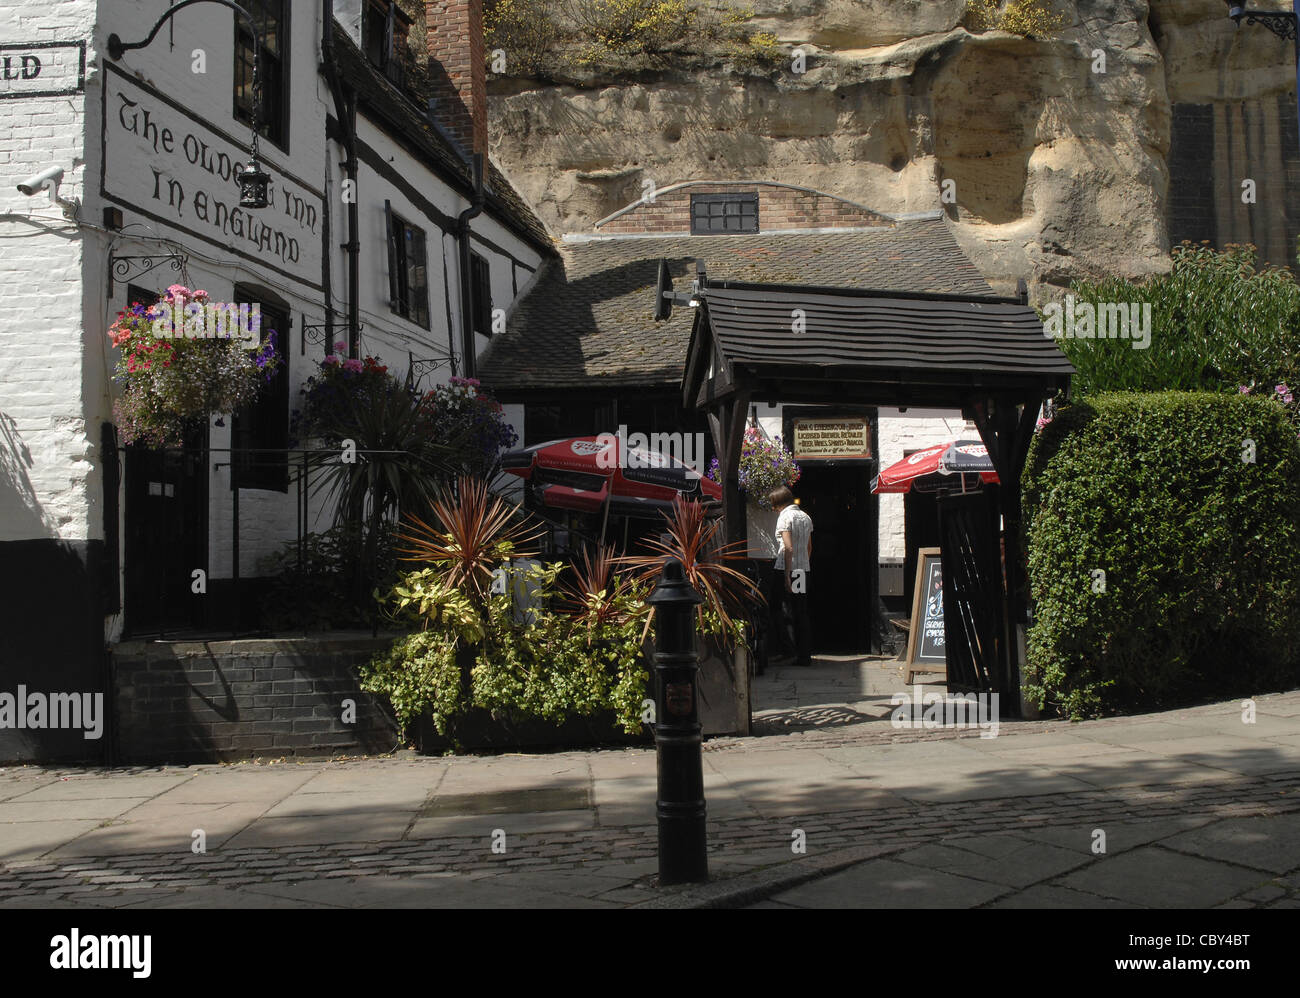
[365,0,412,88]
[691,193,759,235]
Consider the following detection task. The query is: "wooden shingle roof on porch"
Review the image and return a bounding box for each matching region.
[684,282,1075,411]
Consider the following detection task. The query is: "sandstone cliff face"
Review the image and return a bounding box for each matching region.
[486,0,1299,295]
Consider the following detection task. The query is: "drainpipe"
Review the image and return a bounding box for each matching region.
[456,153,484,379]
[321,0,360,358]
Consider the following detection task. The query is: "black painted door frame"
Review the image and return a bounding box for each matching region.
[122,423,209,637]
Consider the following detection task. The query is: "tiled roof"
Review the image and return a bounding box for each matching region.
[479,216,994,392]
[329,23,555,256]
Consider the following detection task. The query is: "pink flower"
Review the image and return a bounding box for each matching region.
[333,341,347,352]
[342,358,363,373]
[323,354,340,365]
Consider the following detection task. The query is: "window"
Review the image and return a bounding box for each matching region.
[364,0,412,89]
[690,193,759,235]
[470,252,493,337]
[386,204,431,328]
[231,289,290,493]
[234,0,288,149]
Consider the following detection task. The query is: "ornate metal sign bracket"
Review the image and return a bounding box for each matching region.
[107,245,189,298]
[300,321,364,354]
[406,351,454,388]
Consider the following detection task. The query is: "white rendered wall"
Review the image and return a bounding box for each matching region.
[875,408,970,562]
[0,0,98,544]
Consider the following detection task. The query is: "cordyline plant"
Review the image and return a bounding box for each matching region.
[395,475,543,603]
[617,495,763,646]
[557,542,652,645]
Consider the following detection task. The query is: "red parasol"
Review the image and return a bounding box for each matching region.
[871,439,1000,495]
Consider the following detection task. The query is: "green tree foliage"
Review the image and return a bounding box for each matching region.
[1054,242,1300,399]
[1022,392,1300,719]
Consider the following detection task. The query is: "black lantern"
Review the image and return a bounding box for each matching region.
[238,159,270,210]
[107,1,271,210]
[1220,1,1300,153]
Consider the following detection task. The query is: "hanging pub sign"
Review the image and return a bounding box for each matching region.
[100,63,323,290]
[0,41,85,99]
[791,416,872,462]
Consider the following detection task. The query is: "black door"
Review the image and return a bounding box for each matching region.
[795,465,875,653]
[123,424,208,636]
[936,489,1003,693]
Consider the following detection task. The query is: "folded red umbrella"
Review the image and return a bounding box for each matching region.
[502,436,721,515]
[871,439,999,494]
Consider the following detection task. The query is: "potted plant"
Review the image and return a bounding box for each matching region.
[360,477,656,752]
[109,284,280,447]
[618,495,763,735]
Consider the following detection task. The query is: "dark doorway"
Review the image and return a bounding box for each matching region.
[123,422,209,636]
[795,465,875,653]
[904,487,941,611]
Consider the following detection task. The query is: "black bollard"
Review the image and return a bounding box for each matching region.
[648,558,708,885]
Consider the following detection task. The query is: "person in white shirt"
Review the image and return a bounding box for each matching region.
[769,486,814,667]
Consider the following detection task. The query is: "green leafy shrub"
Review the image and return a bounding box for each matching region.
[1052,242,1300,398]
[965,0,1068,38]
[1022,392,1300,718]
[484,0,783,76]
[361,558,652,739]
[571,0,695,63]
[257,522,398,632]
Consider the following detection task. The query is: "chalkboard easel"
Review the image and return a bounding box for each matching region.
[904,547,946,684]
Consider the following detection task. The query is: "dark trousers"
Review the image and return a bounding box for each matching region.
[766,566,812,665]
[788,577,812,666]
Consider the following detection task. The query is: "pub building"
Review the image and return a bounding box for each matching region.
[0,0,553,761]
[480,180,1021,657]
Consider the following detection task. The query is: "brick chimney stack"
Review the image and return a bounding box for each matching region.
[425,0,487,158]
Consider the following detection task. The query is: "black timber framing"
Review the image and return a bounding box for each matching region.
[680,278,1073,716]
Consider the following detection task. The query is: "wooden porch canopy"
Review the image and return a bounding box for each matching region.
[677,274,1074,709]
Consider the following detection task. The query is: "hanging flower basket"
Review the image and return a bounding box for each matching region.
[707,426,801,509]
[109,284,280,448]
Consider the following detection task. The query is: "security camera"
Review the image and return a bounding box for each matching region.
[17,166,64,196]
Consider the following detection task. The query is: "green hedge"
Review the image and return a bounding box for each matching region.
[1022,391,1300,718]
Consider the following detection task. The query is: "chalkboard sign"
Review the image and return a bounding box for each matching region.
[904,548,946,681]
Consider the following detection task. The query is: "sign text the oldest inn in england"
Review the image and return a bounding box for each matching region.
[100,63,323,288]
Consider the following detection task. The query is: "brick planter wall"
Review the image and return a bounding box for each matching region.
[111,635,400,763]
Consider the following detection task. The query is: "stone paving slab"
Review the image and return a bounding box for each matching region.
[7,774,192,801]
[223,811,413,848]
[892,840,1093,889]
[46,801,275,857]
[1057,846,1271,907]
[1157,813,1300,875]
[0,797,151,822]
[770,858,1011,908]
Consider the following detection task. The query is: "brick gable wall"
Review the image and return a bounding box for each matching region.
[598,182,891,234]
